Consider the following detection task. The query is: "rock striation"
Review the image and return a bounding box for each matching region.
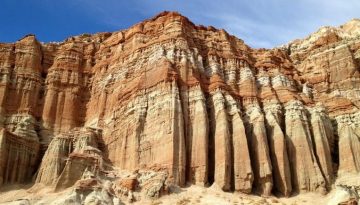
[0,11,360,202]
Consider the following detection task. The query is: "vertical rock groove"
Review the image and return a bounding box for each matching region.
[188,86,209,185]
[171,80,186,186]
[225,94,253,193]
[264,103,292,196]
[245,105,273,196]
[0,12,359,200]
[209,90,231,191]
[285,101,326,193]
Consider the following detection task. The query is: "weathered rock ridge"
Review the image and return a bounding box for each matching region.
[0,12,360,202]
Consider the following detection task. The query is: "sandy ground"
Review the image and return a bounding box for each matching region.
[0,183,332,205]
[137,185,330,205]
[0,184,75,205]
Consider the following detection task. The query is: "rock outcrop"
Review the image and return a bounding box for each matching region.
[336,112,360,175]
[284,101,326,193]
[0,11,360,203]
[0,116,40,186]
[36,127,102,190]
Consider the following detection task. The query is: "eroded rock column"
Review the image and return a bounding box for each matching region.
[310,105,334,186]
[245,103,273,196]
[209,90,231,191]
[285,100,326,193]
[264,103,292,196]
[170,81,186,186]
[225,94,253,193]
[188,86,209,185]
[336,112,360,175]
[0,129,6,186]
[36,137,71,185]
[0,116,40,186]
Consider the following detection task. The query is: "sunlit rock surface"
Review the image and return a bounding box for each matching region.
[0,11,360,204]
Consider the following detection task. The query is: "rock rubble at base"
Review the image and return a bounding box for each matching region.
[0,11,360,203]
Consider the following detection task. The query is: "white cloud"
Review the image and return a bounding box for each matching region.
[70,0,360,48]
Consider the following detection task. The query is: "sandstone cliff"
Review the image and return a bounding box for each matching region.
[0,12,360,203]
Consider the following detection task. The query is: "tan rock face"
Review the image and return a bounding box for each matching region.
[0,12,360,200]
[264,103,292,196]
[284,101,326,193]
[336,112,360,175]
[36,127,102,190]
[0,128,39,186]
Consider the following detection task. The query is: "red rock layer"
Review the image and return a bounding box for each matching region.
[0,12,359,197]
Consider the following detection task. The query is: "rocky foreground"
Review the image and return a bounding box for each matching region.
[0,11,360,204]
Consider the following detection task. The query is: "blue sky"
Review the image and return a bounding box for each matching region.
[0,0,359,48]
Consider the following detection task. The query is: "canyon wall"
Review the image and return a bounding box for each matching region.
[0,12,360,198]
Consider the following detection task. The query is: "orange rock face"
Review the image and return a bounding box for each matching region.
[0,12,360,200]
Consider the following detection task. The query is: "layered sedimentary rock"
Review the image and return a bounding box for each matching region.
[209,90,232,191]
[187,86,209,186]
[244,104,273,195]
[0,116,40,186]
[0,12,360,201]
[310,104,334,186]
[285,101,326,193]
[36,127,103,190]
[336,112,360,175]
[264,103,292,196]
[225,94,253,193]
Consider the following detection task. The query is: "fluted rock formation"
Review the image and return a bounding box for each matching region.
[336,112,360,175]
[310,104,334,186]
[225,94,253,193]
[187,86,209,185]
[0,12,360,202]
[244,104,273,195]
[0,116,40,186]
[209,90,232,191]
[264,103,292,196]
[285,101,326,193]
[36,127,102,190]
[35,136,71,185]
